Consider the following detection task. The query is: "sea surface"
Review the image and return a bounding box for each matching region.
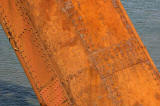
[0,0,160,105]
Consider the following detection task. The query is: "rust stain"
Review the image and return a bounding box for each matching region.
[0,0,160,105]
[133,101,142,106]
[155,93,160,100]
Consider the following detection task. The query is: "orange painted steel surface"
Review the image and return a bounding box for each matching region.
[0,0,160,106]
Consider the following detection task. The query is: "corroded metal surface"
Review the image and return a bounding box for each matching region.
[0,0,160,105]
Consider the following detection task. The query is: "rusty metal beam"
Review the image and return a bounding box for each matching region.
[0,0,160,105]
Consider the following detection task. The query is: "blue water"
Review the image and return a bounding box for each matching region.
[0,0,160,105]
[0,28,40,105]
